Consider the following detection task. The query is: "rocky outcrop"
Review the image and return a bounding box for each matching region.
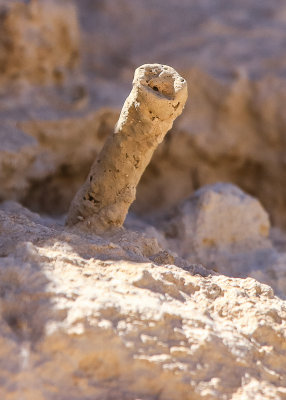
[0,202,286,400]
[134,70,286,229]
[0,109,117,214]
[0,0,79,85]
[155,183,286,299]
[161,182,270,253]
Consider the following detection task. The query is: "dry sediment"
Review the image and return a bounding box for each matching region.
[0,201,286,400]
[0,0,79,85]
[66,64,188,232]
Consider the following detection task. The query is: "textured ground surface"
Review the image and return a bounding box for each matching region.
[1,202,286,400]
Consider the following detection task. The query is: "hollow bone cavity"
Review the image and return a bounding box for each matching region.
[66,64,188,231]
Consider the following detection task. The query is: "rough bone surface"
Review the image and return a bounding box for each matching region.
[66,64,188,231]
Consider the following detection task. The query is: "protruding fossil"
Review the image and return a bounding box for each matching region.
[66,64,188,232]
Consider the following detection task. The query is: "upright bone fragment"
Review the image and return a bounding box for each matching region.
[66,64,188,231]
